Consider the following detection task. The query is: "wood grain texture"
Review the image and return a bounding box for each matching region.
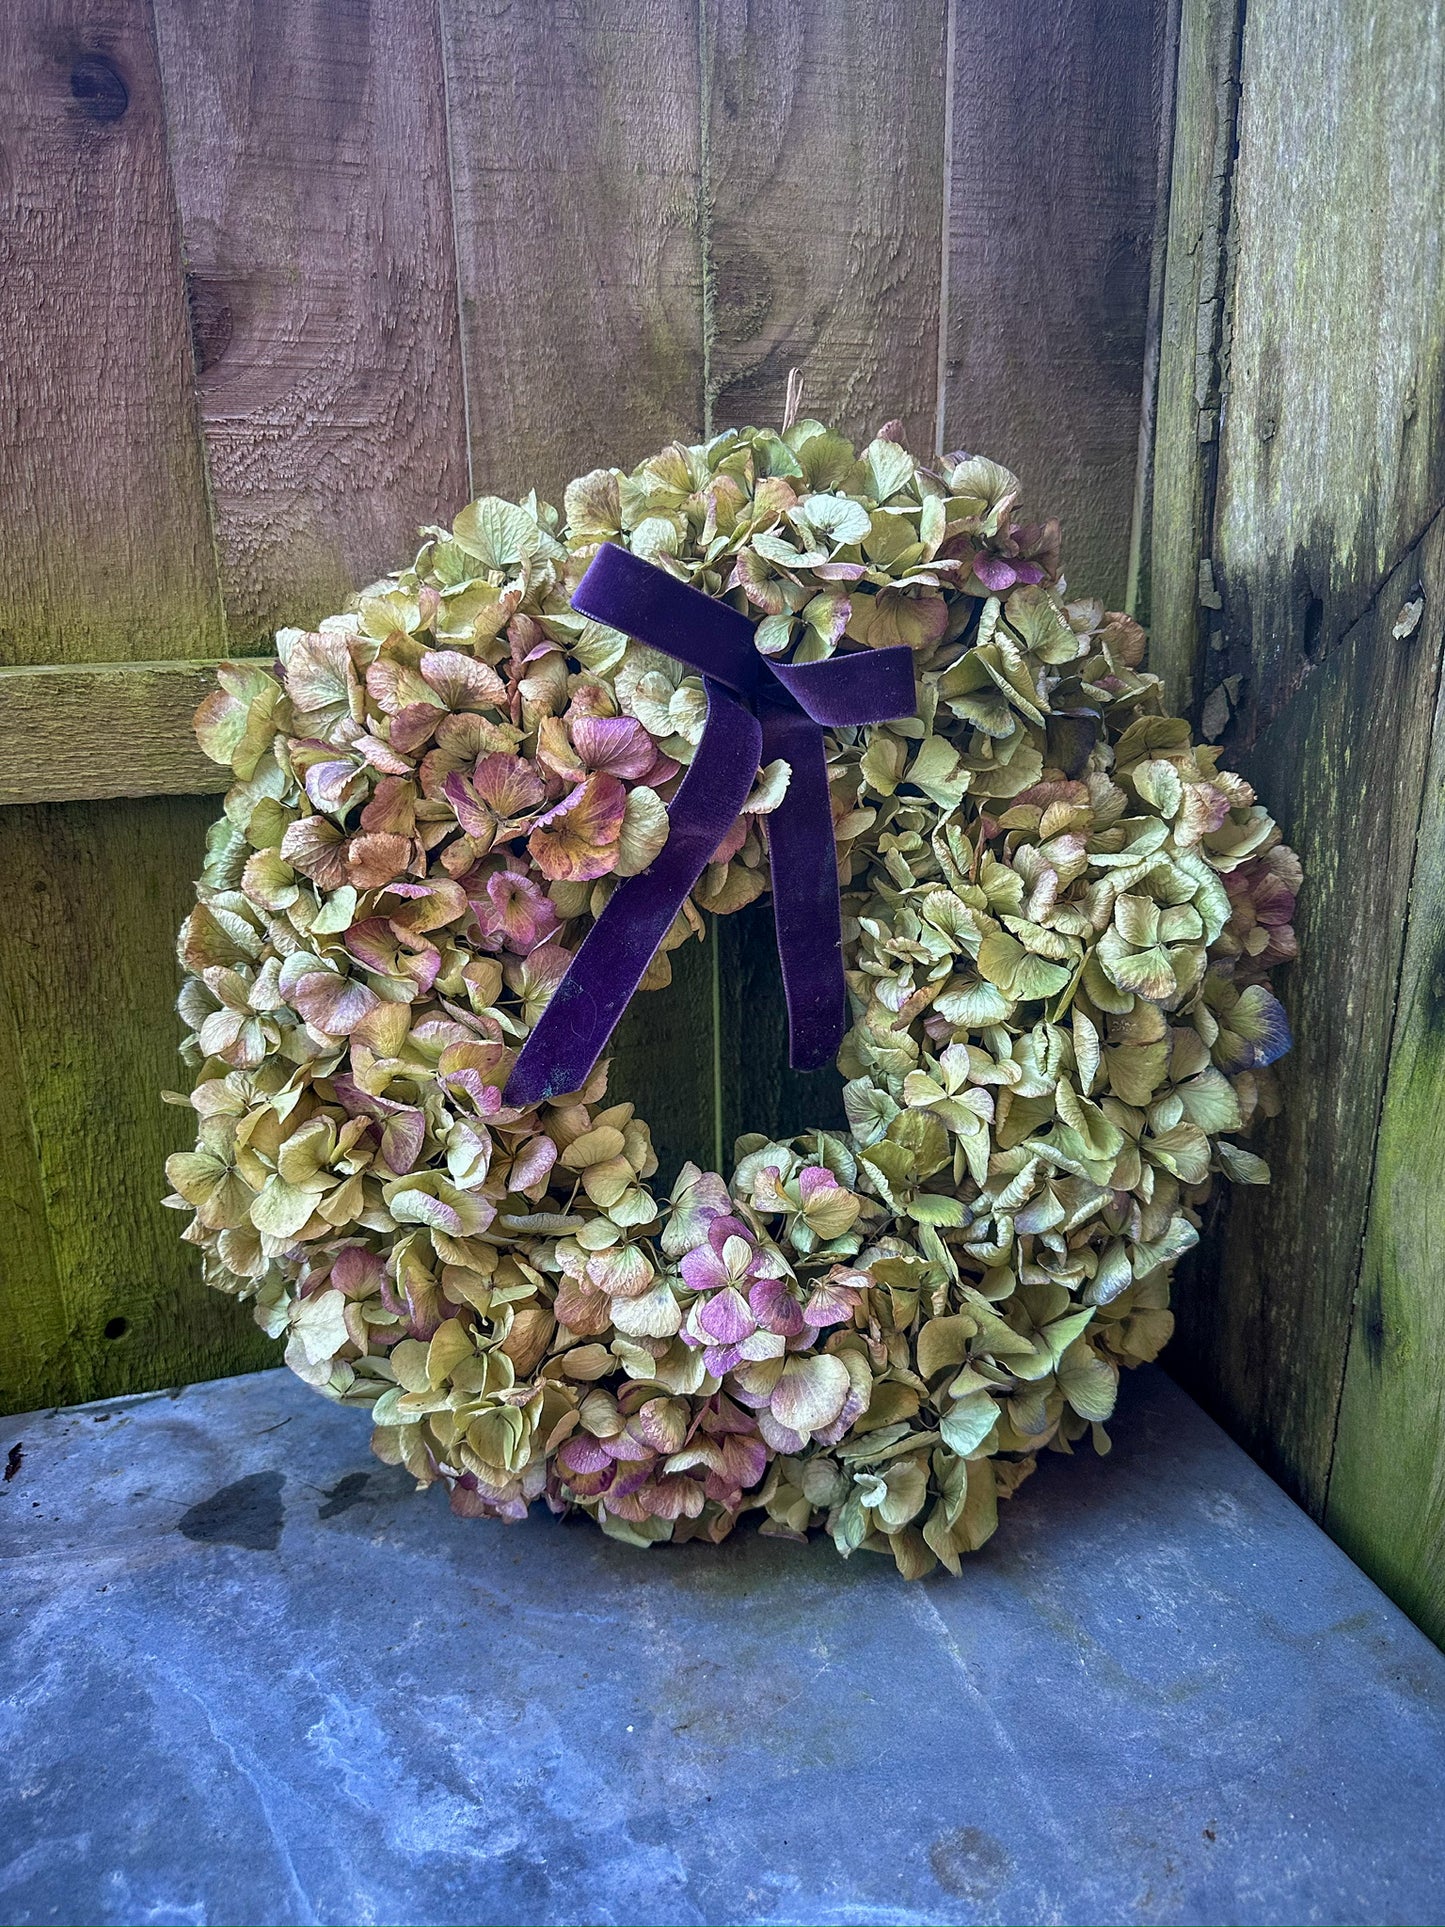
[441,0,714,1178]
[0,798,280,1414]
[942,0,1171,609]
[1205,0,1445,744]
[703,0,948,451]
[1146,0,1239,708]
[151,0,471,648]
[0,0,224,666]
[440,0,706,502]
[703,0,948,1153]
[0,661,257,804]
[1325,514,1445,1648]
[1159,0,1445,1593]
[0,970,68,1414]
[1170,526,1445,1516]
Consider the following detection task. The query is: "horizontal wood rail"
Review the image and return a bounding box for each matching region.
[0,659,268,806]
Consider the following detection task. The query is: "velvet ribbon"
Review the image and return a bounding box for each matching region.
[504,543,917,1108]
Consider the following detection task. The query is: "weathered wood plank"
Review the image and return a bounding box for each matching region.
[704,0,948,451]
[151,0,471,649]
[0,0,224,666]
[1204,0,1445,745]
[702,0,949,1155]
[1146,0,1238,707]
[439,0,706,502]
[1170,526,1445,1516]
[0,799,280,1414]
[942,0,1172,610]
[1326,514,1445,1649]
[0,969,68,1415]
[1163,0,1445,1552]
[0,661,259,805]
[440,0,714,1175]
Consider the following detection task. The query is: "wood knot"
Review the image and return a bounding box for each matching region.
[69,54,129,123]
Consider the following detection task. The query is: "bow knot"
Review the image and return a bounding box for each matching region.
[505,543,917,1108]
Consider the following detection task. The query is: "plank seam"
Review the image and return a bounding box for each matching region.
[437,0,476,503]
[932,0,958,459]
[142,0,232,658]
[698,0,716,443]
[1192,0,1250,723]
[1125,0,1184,623]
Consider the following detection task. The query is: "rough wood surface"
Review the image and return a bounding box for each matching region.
[0,800,280,1414]
[1206,0,1445,747]
[0,971,68,1416]
[942,0,1171,609]
[1160,0,1445,1625]
[703,0,948,451]
[0,662,254,804]
[439,0,715,1173]
[1326,514,1445,1649]
[1146,0,1240,707]
[1171,527,1445,1514]
[0,0,224,666]
[439,0,706,503]
[703,0,949,1154]
[152,0,471,649]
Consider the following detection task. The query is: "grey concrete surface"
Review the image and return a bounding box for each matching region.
[1,1364,1443,1927]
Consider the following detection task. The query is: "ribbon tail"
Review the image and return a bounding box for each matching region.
[761,703,848,1072]
[504,680,762,1109]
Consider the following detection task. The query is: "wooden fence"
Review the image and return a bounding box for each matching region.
[1,0,1440,1645]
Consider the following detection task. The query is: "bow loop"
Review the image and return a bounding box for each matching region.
[505,544,917,1109]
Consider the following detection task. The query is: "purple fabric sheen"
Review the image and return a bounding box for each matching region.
[503,543,917,1107]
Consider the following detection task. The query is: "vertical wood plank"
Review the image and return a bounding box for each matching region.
[1,800,280,1413]
[0,0,224,665]
[1169,527,1445,1512]
[1162,0,1445,1554]
[704,0,948,451]
[151,0,471,649]
[0,984,68,1414]
[702,0,949,1153]
[942,0,1171,610]
[439,0,706,502]
[1146,0,1239,709]
[1325,521,1445,1649]
[440,0,715,1177]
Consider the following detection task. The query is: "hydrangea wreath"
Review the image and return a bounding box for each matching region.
[166,418,1299,1578]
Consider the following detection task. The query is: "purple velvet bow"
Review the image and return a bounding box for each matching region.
[504,543,917,1108]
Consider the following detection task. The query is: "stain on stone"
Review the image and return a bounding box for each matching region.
[318,1471,373,1519]
[178,1472,284,1552]
[4,1442,22,1485]
[929,1825,1012,1903]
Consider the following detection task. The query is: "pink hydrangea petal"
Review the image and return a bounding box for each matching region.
[696,1285,755,1344]
[558,1435,613,1476]
[748,1275,805,1337]
[680,1243,732,1294]
[973,556,1019,593]
[571,715,656,780]
[796,1164,839,1203]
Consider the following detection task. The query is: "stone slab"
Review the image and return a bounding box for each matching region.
[2,1365,1443,1927]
